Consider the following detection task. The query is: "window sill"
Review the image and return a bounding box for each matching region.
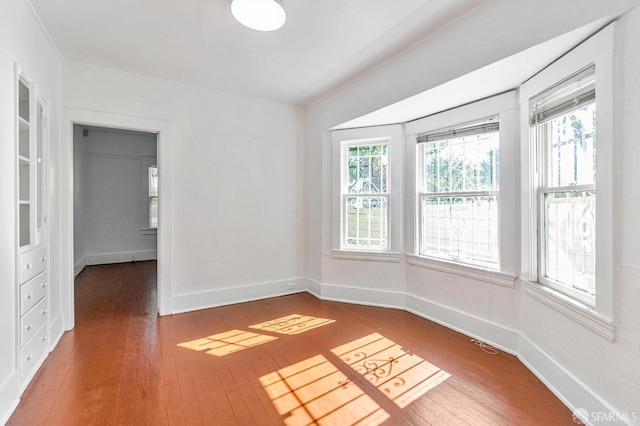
[406,254,517,288]
[332,250,402,263]
[141,228,157,236]
[521,279,616,341]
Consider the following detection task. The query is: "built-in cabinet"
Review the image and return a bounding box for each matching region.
[16,67,49,390]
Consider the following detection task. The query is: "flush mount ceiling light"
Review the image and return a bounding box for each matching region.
[231,0,286,32]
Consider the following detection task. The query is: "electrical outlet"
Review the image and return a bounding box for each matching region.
[287,283,295,290]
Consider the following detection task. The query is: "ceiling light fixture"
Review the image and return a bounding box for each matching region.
[231,0,286,32]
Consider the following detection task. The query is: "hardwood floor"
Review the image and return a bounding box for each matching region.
[8,262,575,425]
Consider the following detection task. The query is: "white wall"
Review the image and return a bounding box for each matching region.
[73,125,157,272]
[305,0,640,423]
[62,62,306,313]
[0,0,62,422]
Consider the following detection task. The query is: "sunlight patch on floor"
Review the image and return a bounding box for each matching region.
[331,333,450,408]
[260,354,389,426]
[250,314,336,335]
[177,329,277,357]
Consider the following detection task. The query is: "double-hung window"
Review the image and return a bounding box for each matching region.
[148,165,158,229]
[531,66,596,305]
[417,119,500,267]
[520,24,615,336]
[341,140,389,250]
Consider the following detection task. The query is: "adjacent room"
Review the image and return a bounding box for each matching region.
[2,0,640,424]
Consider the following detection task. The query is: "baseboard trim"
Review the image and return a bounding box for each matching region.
[305,282,517,354]
[517,335,625,426]
[405,293,519,355]
[85,250,157,266]
[313,281,405,310]
[0,372,19,426]
[74,256,86,277]
[49,311,65,349]
[171,277,308,314]
[305,277,322,299]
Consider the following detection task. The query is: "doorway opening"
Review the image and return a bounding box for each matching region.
[72,124,158,315]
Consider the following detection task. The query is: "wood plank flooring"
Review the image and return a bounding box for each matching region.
[8,261,575,425]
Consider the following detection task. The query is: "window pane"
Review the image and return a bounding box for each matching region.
[149,166,158,228]
[423,132,499,194]
[544,190,595,296]
[149,166,158,197]
[548,103,596,187]
[347,144,388,194]
[345,195,388,249]
[149,196,158,229]
[420,195,498,265]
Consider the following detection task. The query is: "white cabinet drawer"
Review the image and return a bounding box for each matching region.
[20,297,48,346]
[19,272,47,315]
[19,245,47,284]
[19,323,48,384]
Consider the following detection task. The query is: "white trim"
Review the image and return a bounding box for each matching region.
[73,256,86,277]
[405,293,519,355]
[517,335,626,426]
[521,280,616,341]
[406,92,518,276]
[406,254,517,288]
[171,277,308,314]
[48,311,65,351]
[519,23,617,325]
[331,125,404,255]
[331,250,401,263]
[60,107,174,327]
[314,282,406,309]
[305,277,322,298]
[84,250,157,266]
[0,372,19,426]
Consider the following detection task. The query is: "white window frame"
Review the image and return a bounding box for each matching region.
[331,125,403,261]
[416,117,500,268]
[140,157,158,235]
[148,164,158,229]
[340,138,390,250]
[406,92,518,285]
[532,66,596,307]
[520,23,616,339]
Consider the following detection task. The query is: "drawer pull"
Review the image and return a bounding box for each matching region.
[26,263,32,269]
[42,282,48,288]
[27,293,33,300]
[27,324,33,331]
[41,335,47,342]
[26,355,33,362]
[42,310,48,316]
[41,256,46,262]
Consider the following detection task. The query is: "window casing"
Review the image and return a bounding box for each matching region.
[520,23,615,335]
[417,120,500,268]
[340,139,389,250]
[532,67,596,306]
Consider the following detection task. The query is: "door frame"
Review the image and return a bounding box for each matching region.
[60,108,173,330]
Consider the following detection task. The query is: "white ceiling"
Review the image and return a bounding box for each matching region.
[30,0,491,106]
